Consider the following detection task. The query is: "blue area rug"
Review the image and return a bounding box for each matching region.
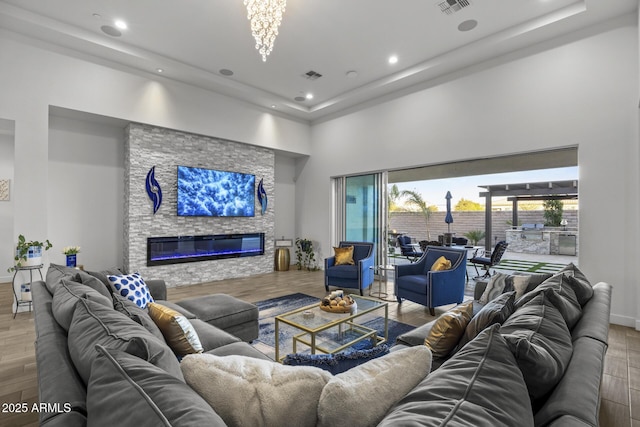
[251,293,415,359]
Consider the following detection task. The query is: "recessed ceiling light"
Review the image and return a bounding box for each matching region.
[458,19,478,32]
[219,69,234,76]
[156,68,164,73]
[114,19,127,30]
[92,13,102,19]
[271,104,277,109]
[346,70,358,79]
[305,93,314,100]
[101,25,121,37]
[388,55,398,65]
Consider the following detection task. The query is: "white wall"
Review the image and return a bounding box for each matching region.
[0,123,15,282]
[0,32,311,283]
[47,115,125,270]
[274,154,298,245]
[298,17,640,327]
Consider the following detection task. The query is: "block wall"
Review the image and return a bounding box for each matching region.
[124,123,275,287]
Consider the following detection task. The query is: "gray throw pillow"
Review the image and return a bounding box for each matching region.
[501,292,573,400]
[67,298,183,385]
[74,271,112,299]
[379,324,534,427]
[87,345,226,427]
[45,263,78,294]
[516,274,582,330]
[457,291,516,351]
[558,263,594,306]
[112,293,165,342]
[52,279,114,331]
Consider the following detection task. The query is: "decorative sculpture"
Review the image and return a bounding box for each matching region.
[257,178,268,215]
[145,166,162,214]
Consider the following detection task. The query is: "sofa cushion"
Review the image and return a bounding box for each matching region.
[516,274,582,330]
[317,346,432,427]
[107,273,154,309]
[424,301,473,358]
[52,279,114,331]
[283,343,390,375]
[73,270,112,299]
[155,300,197,319]
[176,294,258,331]
[181,353,332,427]
[189,319,242,351]
[379,325,534,427]
[557,263,594,306]
[67,298,183,385]
[45,263,78,294]
[112,293,165,342]
[148,302,203,357]
[458,291,516,350]
[325,264,358,280]
[333,245,355,265]
[87,345,225,427]
[501,292,573,400]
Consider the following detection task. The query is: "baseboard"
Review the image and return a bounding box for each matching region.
[609,313,637,329]
[0,274,12,284]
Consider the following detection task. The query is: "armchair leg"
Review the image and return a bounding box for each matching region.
[359,289,363,296]
[325,285,329,293]
[396,296,402,304]
[429,307,435,316]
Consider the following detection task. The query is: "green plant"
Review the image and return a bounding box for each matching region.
[62,246,81,255]
[8,234,53,272]
[295,238,317,271]
[543,200,564,226]
[463,230,485,246]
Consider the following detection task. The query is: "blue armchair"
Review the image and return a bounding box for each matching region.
[395,246,467,316]
[325,241,375,296]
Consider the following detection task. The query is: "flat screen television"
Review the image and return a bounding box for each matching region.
[177,165,255,217]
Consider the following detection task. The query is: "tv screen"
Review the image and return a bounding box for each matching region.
[177,166,255,217]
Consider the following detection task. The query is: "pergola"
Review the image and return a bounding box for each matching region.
[478,180,578,251]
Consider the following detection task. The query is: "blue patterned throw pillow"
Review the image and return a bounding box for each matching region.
[283,343,389,375]
[107,273,154,309]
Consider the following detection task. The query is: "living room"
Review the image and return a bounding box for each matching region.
[0,0,639,425]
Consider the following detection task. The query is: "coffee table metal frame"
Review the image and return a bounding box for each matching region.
[274,295,388,363]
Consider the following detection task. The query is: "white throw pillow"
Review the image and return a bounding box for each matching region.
[106,272,154,309]
[512,275,532,299]
[181,353,332,427]
[317,346,432,427]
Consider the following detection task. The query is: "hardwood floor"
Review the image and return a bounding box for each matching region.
[0,269,637,426]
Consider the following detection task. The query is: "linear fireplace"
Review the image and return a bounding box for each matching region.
[147,233,265,266]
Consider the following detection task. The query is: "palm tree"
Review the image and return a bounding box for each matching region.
[400,189,433,240]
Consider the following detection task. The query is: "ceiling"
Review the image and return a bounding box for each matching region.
[0,0,636,123]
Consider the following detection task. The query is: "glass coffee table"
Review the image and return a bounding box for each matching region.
[274,295,388,362]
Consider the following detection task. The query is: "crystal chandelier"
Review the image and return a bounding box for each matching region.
[244,0,286,62]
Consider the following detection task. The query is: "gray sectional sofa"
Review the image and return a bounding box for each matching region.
[32,262,611,426]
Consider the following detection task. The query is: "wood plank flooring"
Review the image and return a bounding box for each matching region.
[0,269,637,426]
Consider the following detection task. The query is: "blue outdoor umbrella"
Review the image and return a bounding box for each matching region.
[445,191,453,232]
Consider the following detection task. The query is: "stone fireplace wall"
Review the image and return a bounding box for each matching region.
[124,123,275,287]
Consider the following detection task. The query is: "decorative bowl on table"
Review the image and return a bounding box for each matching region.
[320,291,356,313]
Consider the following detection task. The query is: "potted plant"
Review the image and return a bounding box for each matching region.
[8,234,53,272]
[295,238,317,271]
[463,230,485,246]
[62,246,81,268]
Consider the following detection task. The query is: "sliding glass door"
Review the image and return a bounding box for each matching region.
[333,172,387,265]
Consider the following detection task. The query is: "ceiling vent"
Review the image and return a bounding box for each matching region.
[437,0,471,15]
[302,70,322,80]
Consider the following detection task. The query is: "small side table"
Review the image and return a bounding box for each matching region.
[11,264,43,319]
[370,265,395,300]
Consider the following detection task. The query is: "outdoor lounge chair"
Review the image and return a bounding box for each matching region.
[397,235,423,262]
[469,241,509,278]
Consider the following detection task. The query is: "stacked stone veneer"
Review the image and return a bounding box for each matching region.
[124,123,275,287]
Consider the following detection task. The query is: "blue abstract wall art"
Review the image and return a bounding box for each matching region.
[145,166,163,214]
[257,178,267,215]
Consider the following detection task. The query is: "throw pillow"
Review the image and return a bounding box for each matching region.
[516,273,582,330]
[112,293,165,342]
[512,275,532,299]
[181,353,332,427]
[148,302,203,357]
[479,272,509,304]
[379,325,534,427]
[430,256,451,272]
[424,301,473,358]
[317,346,432,427]
[333,246,355,265]
[74,270,112,299]
[67,298,183,385]
[88,345,226,427]
[457,291,516,351]
[52,278,114,331]
[106,272,154,309]
[283,344,389,375]
[558,263,594,306]
[501,292,573,400]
